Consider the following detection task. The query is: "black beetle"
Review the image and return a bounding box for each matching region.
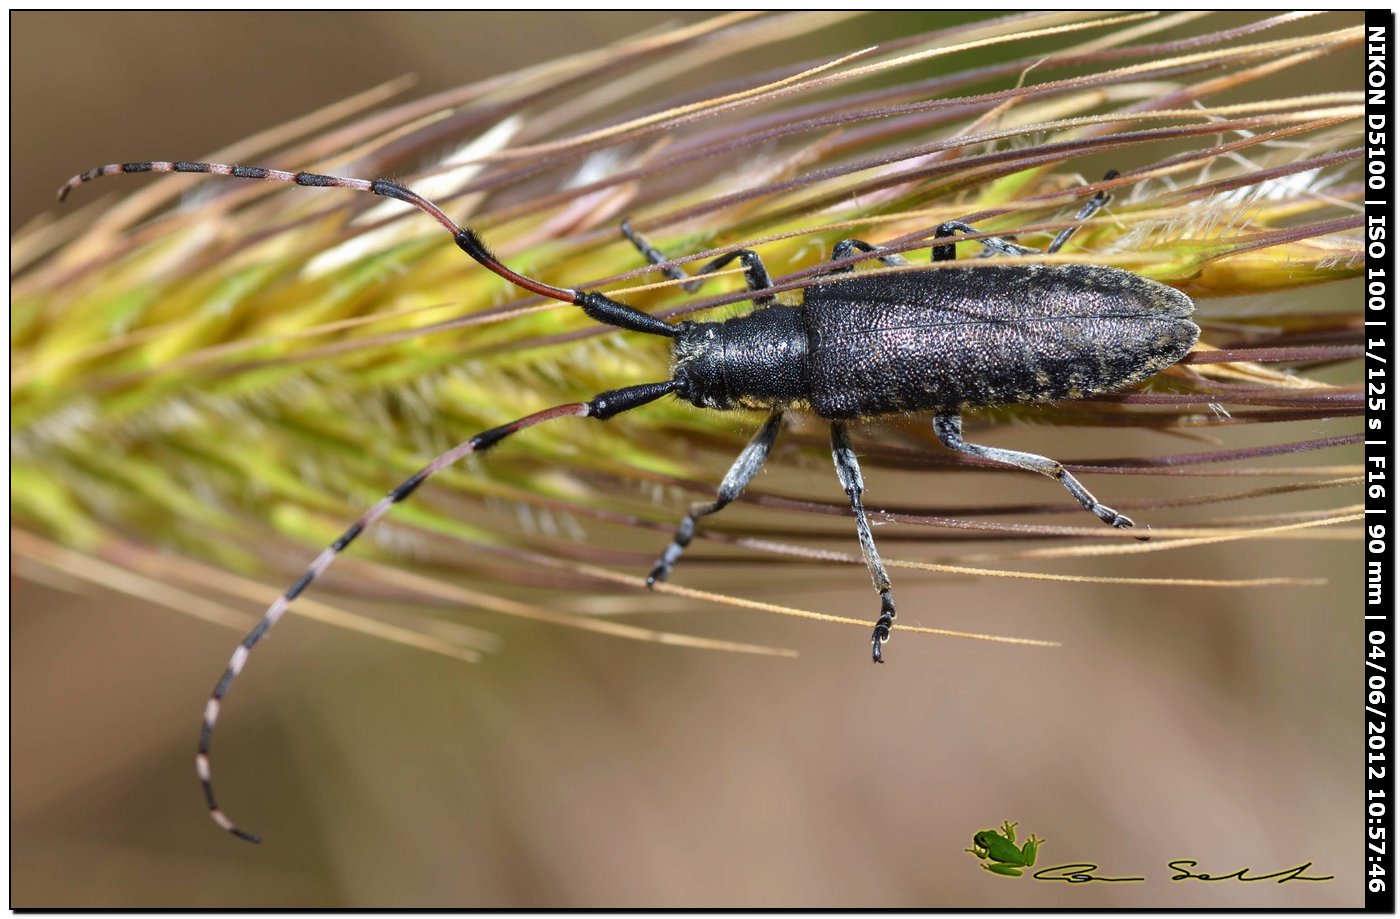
[60,162,1198,841]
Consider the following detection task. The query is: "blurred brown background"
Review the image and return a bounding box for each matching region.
[12,11,1363,908]
[13,12,710,226]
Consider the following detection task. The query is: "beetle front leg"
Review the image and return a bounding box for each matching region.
[829,423,898,663]
[621,220,776,303]
[933,414,1147,539]
[647,411,784,587]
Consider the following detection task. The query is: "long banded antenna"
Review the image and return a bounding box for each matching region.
[59,160,677,339]
[61,158,682,843]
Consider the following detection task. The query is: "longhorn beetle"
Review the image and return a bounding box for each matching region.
[60,161,1199,842]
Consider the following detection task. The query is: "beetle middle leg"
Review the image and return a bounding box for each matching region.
[931,222,1038,261]
[621,219,775,304]
[829,422,898,663]
[647,411,784,587]
[829,238,908,269]
[932,413,1146,537]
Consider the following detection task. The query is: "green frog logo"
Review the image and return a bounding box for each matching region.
[965,821,1044,877]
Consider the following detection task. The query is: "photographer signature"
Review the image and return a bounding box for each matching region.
[1031,861,1334,885]
[965,821,1333,884]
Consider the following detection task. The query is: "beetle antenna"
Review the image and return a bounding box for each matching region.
[58,161,677,339]
[196,380,675,843]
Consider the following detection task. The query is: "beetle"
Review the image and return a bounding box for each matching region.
[60,161,1198,841]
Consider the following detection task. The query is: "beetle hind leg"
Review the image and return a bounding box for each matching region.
[830,423,898,663]
[1046,169,1117,254]
[933,413,1147,539]
[647,412,784,587]
[931,169,1118,261]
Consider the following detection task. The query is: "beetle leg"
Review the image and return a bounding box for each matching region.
[621,219,776,303]
[933,414,1147,538]
[1046,169,1117,254]
[933,169,1119,261]
[931,221,1038,261]
[647,411,784,587]
[829,423,898,663]
[829,238,909,270]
